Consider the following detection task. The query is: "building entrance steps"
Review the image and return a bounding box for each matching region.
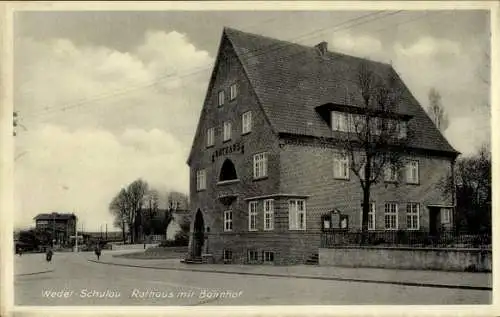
[87,252,491,291]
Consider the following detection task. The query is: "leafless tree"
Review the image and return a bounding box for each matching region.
[427,88,449,132]
[440,144,491,233]
[142,189,160,238]
[109,179,149,244]
[109,188,129,243]
[126,179,149,243]
[342,62,408,244]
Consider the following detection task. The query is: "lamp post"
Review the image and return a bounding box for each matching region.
[52,213,56,247]
[74,218,78,252]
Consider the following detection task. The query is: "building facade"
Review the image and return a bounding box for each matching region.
[34,212,77,246]
[186,28,459,265]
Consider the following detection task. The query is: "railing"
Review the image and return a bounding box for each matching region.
[321,230,491,249]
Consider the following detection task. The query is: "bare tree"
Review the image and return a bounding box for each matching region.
[109,188,130,243]
[439,144,491,234]
[108,179,149,244]
[427,88,449,132]
[342,62,407,244]
[142,189,160,239]
[126,179,149,243]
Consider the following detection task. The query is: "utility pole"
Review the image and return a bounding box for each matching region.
[52,213,56,246]
[105,224,108,240]
[13,111,18,136]
[75,217,78,252]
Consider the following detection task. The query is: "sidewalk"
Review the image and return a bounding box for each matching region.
[14,253,55,276]
[88,252,492,291]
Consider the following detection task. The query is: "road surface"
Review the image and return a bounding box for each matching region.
[15,251,491,305]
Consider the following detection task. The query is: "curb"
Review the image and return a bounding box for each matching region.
[88,260,492,291]
[16,270,54,277]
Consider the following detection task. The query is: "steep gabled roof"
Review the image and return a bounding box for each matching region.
[222,27,458,155]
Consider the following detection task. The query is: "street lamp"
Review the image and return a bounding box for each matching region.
[52,213,56,247]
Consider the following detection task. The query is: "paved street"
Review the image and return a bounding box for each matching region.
[15,251,491,305]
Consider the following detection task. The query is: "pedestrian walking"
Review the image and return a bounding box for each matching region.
[45,248,53,263]
[94,245,101,261]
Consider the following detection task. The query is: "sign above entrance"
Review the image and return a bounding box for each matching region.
[212,142,244,162]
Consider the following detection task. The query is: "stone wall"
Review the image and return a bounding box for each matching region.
[319,246,492,272]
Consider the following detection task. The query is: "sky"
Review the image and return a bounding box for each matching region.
[12,8,491,231]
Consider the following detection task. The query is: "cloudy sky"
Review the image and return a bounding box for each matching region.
[13,7,491,231]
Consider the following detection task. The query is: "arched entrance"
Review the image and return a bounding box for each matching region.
[192,209,205,258]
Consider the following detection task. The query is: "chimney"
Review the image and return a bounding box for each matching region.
[315,41,328,56]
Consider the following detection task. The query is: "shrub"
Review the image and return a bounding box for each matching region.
[159,235,189,248]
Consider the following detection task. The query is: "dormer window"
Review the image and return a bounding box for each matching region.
[331,111,348,132]
[330,109,408,139]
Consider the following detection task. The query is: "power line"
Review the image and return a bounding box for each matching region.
[24,11,393,119]
[25,10,447,121]
[21,12,311,118]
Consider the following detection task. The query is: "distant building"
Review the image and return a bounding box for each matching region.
[166,208,191,240]
[135,194,190,243]
[33,212,77,246]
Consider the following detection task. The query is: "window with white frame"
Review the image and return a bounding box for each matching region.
[218,90,225,107]
[441,208,451,224]
[223,121,232,141]
[359,162,366,180]
[264,199,274,231]
[331,111,349,132]
[370,117,382,135]
[333,152,349,179]
[263,251,274,263]
[224,210,233,232]
[398,121,408,139]
[384,202,398,230]
[289,199,306,230]
[248,250,259,262]
[206,127,215,147]
[359,160,376,181]
[406,160,419,184]
[230,83,238,100]
[248,201,258,231]
[406,203,420,230]
[253,152,268,179]
[361,202,376,230]
[350,113,365,133]
[223,249,233,263]
[196,169,206,191]
[384,163,398,182]
[242,111,252,134]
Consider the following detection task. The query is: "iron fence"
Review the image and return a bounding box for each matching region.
[321,230,491,249]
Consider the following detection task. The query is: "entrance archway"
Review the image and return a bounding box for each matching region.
[192,209,205,258]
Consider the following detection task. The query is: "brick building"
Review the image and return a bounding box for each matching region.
[34,212,77,246]
[186,28,459,265]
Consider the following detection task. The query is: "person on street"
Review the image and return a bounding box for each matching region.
[94,245,101,261]
[45,247,53,263]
